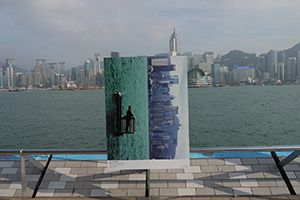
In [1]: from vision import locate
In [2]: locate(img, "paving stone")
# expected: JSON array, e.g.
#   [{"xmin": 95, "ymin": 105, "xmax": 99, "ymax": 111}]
[
  {"xmin": 269, "ymin": 186, "xmax": 290, "ymax": 195},
  {"xmin": 12, "ymin": 188, "xmax": 33, "ymax": 197},
  {"xmin": 186, "ymin": 180, "xmax": 204, "ymax": 188},
  {"xmin": 159, "ymin": 188, "xmax": 177, "ymax": 196},
  {"xmin": 48, "ymin": 161, "xmax": 65, "ymax": 168},
  {"xmin": 235, "ymin": 165, "xmax": 253, "ymax": 172},
  {"xmin": 211, "ymin": 172, "xmax": 229, "ymax": 180},
  {"xmin": 217, "ymin": 165, "xmax": 235, "ymax": 172},
  {"xmin": 83, "ymin": 181, "xmax": 101, "ymax": 188},
  {"xmin": 204, "ymin": 180, "xmax": 222, "ymax": 188},
  {"xmin": 0, "ymin": 162, "xmax": 14, "ymax": 167},
  {"xmin": 59, "ymin": 174, "xmax": 77, "ymax": 181},
  {"xmin": 25, "ymin": 174, "xmax": 39, "ymax": 181},
  {"xmin": 0, "ymin": 174, "xmax": 6, "ymax": 181},
  {"xmin": 150, "ymin": 180, "xmax": 168, "ymax": 188},
  {"xmin": 136, "ymin": 181, "xmax": 145, "ymax": 188},
  {"xmin": 246, "ymin": 172, "xmax": 264, "ymax": 179},
  {"xmin": 251, "ymin": 187, "xmax": 272, "ymax": 195},
  {"xmin": 268, "ymin": 164, "xmax": 279, "ymax": 172},
  {"xmin": 97, "ymin": 161, "xmax": 108, "ymax": 167},
  {"xmin": 1, "ymin": 168, "xmax": 18, "ymax": 174},
  {"xmin": 108, "ymin": 188, "xmax": 127, "ymax": 197},
  {"xmin": 222, "ymin": 180, "xmax": 241, "ymax": 187},
  {"xmin": 257, "ymin": 179, "xmax": 277, "ymax": 187},
  {"xmin": 48, "ymin": 181, "xmax": 66, "ymax": 189},
  {"xmin": 76, "ymin": 174, "xmax": 95, "ymax": 181},
  {"xmin": 286, "ymin": 172, "xmax": 297, "ymax": 179},
  {"xmin": 194, "ymin": 172, "xmax": 212, "ymax": 180},
  {"xmin": 215, "ymin": 188, "xmax": 234, "ymax": 196},
  {"xmin": 72, "ymin": 189, "xmax": 91, "ymax": 197},
  {"xmin": 291, "ymin": 180, "xmax": 300, "ymax": 186},
  {"xmin": 167, "ymin": 168, "xmax": 184, "ymax": 173},
  {"xmin": 12, "ymin": 161, "xmax": 29, "ymax": 168},
  {"xmin": 201, "ymin": 166, "xmax": 218, "ymax": 173},
  {"xmin": 65, "ymin": 161, "xmax": 82, "ymax": 167},
  {"xmin": 177, "ymin": 173, "xmax": 193, "ymax": 180},
  {"xmin": 252, "ymin": 165, "xmax": 270, "ymax": 172},
  {"xmin": 129, "ymin": 174, "xmax": 146, "ymax": 181},
  {"xmin": 101, "ymin": 181, "xmax": 119, "ymax": 188},
  {"xmin": 90, "ymin": 188, "xmax": 108, "ymax": 197},
  {"xmin": 225, "ymin": 158, "xmax": 242, "ymax": 165},
  {"xmin": 119, "ymin": 181, "xmax": 137, "ymax": 188},
  {"xmin": 184, "ymin": 166, "xmax": 201, "ymax": 173},
  {"xmin": 196, "ymin": 187, "xmax": 215, "ymax": 196},
  {"xmin": 233, "ymin": 188, "xmax": 252, "ymax": 196},
  {"xmin": 87, "ymin": 167, "xmax": 105, "ymax": 174},
  {"xmin": 36, "ymin": 189, "xmax": 55, "ymax": 197},
  {"xmin": 103, "ymin": 168, "xmax": 121, "ymax": 174},
  {"xmin": 94, "ymin": 174, "xmax": 112, "ymax": 181},
  {"xmin": 65, "ymin": 181, "xmax": 84, "ymax": 189},
  {"xmin": 295, "ymin": 171, "xmax": 300, "ymax": 178},
  {"xmin": 258, "ymin": 158, "xmax": 275, "ymax": 164},
  {"xmin": 178, "ymin": 188, "xmax": 196, "ymax": 196},
  {"xmin": 263, "ymin": 172, "xmax": 281, "ymax": 178},
  {"xmin": 81, "ymin": 161, "xmax": 98, "ymax": 167},
  {"xmin": 127, "ymin": 188, "xmax": 145, "ymax": 196},
  {"xmin": 150, "ymin": 173, "xmax": 159, "ymax": 180},
  {"xmin": 0, "ymin": 181, "xmax": 11, "ymax": 189},
  {"xmin": 239, "ymin": 180, "xmax": 259, "ymax": 187},
  {"xmin": 111, "ymin": 174, "xmax": 129, "ymax": 181},
  {"xmin": 228, "ymin": 172, "xmax": 247, "ymax": 179},
  {"xmin": 16, "ymin": 167, "xmax": 36, "ymax": 175},
  {"xmin": 241, "ymin": 158, "xmax": 259, "ymax": 165},
  {"xmin": 191, "ymin": 159, "xmax": 209, "ymax": 166},
  {"xmin": 151, "ymin": 169, "xmax": 167, "ymax": 173},
  {"xmin": 70, "ymin": 167, "xmax": 87, "ymax": 174},
  {"xmin": 53, "ymin": 189, "xmax": 73, "ymax": 197},
  {"xmin": 158, "ymin": 173, "xmax": 176, "ymax": 180},
  {"xmin": 150, "ymin": 188, "xmax": 159, "ymax": 196},
  {"xmin": 6, "ymin": 174, "xmax": 21, "ymax": 181},
  {"xmin": 168, "ymin": 180, "xmax": 186, "ymax": 188},
  {"xmin": 275, "ymin": 179, "xmax": 286, "ymax": 187},
  {"xmin": 8, "ymin": 181, "xmax": 21, "ymax": 189},
  {"xmin": 53, "ymin": 167, "xmax": 71, "ymax": 175},
  {"xmin": 208, "ymin": 159, "xmax": 225, "ymax": 165}
]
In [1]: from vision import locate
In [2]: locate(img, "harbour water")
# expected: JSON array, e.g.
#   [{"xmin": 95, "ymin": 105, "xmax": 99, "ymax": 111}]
[{"xmin": 0, "ymin": 85, "xmax": 300, "ymax": 149}]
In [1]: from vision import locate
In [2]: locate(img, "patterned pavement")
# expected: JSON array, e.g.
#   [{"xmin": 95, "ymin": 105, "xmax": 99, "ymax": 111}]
[{"xmin": 1, "ymin": 157, "xmax": 300, "ymax": 198}]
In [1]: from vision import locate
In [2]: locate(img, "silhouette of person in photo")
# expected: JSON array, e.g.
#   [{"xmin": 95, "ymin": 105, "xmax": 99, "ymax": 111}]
[{"xmin": 126, "ymin": 106, "xmax": 135, "ymax": 132}]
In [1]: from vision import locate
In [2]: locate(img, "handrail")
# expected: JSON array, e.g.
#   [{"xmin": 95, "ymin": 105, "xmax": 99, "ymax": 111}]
[{"xmin": 1, "ymin": 145, "xmax": 300, "ymax": 155}]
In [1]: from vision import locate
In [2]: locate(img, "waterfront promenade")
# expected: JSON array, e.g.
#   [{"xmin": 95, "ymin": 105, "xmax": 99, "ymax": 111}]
[{"xmin": 1, "ymin": 156, "xmax": 300, "ymax": 199}]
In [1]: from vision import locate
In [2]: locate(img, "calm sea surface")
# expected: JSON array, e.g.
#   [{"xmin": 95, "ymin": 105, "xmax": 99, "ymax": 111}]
[{"xmin": 0, "ymin": 85, "xmax": 300, "ymax": 149}]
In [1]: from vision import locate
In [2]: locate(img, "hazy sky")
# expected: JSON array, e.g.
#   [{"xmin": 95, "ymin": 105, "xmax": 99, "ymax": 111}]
[{"xmin": 1, "ymin": 0, "xmax": 300, "ymax": 69}]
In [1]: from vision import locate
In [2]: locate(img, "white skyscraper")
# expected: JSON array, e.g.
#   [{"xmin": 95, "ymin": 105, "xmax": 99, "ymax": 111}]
[
  {"xmin": 169, "ymin": 28, "xmax": 180, "ymax": 55},
  {"xmin": 94, "ymin": 54, "xmax": 100, "ymax": 76}
]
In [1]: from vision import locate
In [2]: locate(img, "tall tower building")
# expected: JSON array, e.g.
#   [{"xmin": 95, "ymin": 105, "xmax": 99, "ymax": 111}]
[
  {"xmin": 297, "ymin": 51, "xmax": 300, "ymax": 78},
  {"xmin": 169, "ymin": 28, "xmax": 180, "ymax": 55},
  {"xmin": 84, "ymin": 60, "xmax": 90, "ymax": 76},
  {"xmin": 267, "ymin": 50, "xmax": 277, "ymax": 79},
  {"xmin": 111, "ymin": 52, "xmax": 120, "ymax": 58},
  {"xmin": 7, "ymin": 64, "xmax": 14, "ymax": 88},
  {"xmin": 0, "ymin": 68, "xmax": 3, "ymax": 87},
  {"xmin": 59, "ymin": 61, "xmax": 65, "ymax": 76},
  {"xmin": 287, "ymin": 57, "xmax": 296, "ymax": 80},
  {"xmin": 71, "ymin": 67, "xmax": 77, "ymax": 81},
  {"xmin": 94, "ymin": 54, "xmax": 100, "ymax": 75}
]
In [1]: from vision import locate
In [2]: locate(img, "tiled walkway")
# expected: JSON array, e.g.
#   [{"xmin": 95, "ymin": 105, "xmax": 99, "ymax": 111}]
[{"xmin": 1, "ymin": 157, "xmax": 300, "ymax": 198}]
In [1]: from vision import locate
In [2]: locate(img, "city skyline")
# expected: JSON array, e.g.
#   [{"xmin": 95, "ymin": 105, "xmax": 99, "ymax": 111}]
[{"xmin": 1, "ymin": 0, "xmax": 300, "ymax": 69}]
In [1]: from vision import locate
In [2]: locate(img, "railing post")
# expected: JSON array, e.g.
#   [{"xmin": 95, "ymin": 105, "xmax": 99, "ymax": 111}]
[
  {"xmin": 20, "ymin": 149, "xmax": 27, "ymax": 200},
  {"xmin": 145, "ymin": 169, "xmax": 150, "ymax": 199}
]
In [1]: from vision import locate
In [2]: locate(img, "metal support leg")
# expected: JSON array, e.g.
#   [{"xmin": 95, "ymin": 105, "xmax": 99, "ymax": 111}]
[
  {"xmin": 20, "ymin": 150, "xmax": 27, "ymax": 200},
  {"xmin": 271, "ymin": 151, "xmax": 296, "ymax": 195},
  {"xmin": 145, "ymin": 169, "xmax": 150, "ymax": 199},
  {"xmin": 279, "ymin": 151, "xmax": 300, "ymax": 167}
]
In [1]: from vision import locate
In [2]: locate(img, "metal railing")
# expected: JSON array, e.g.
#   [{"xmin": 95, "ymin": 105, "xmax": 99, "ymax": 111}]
[{"xmin": 1, "ymin": 145, "xmax": 300, "ymax": 199}]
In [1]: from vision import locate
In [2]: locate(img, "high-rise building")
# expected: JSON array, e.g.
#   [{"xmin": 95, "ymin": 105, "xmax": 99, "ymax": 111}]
[
  {"xmin": 233, "ymin": 66, "xmax": 255, "ymax": 83},
  {"xmin": 287, "ymin": 57, "xmax": 296, "ymax": 80},
  {"xmin": 94, "ymin": 54, "xmax": 100, "ymax": 76},
  {"xmin": 0, "ymin": 68, "xmax": 3, "ymax": 87},
  {"xmin": 6, "ymin": 64, "xmax": 14, "ymax": 88},
  {"xmin": 169, "ymin": 28, "xmax": 180, "ymax": 55},
  {"xmin": 59, "ymin": 61, "xmax": 65, "ymax": 76},
  {"xmin": 50, "ymin": 66, "xmax": 55, "ymax": 87},
  {"xmin": 84, "ymin": 60, "xmax": 90, "ymax": 76},
  {"xmin": 71, "ymin": 67, "xmax": 77, "ymax": 81},
  {"xmin": 111, "ymin": 51, "xmax": 120, "ymax": 57},
  {"xmin": 36, "ymin": 59, "xmax": 46, "ymax": 84},
  {"xmin": 277, "ymin": 62, "xmax": 285, "ymax": 81},
  {"xmin": 267, "ymin": 50, "xmax": 277, "ymax": 79},
  {"xmin": 297, "ymin": 51, "xmax": 300, "ymax": 78},
  {"xmin": 213, "ymin": 62, "xmax": 221, "ymax": 83},
  {"xmin": 79, "ymin": 69, "xmax": 84, "ymax": 84}
]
